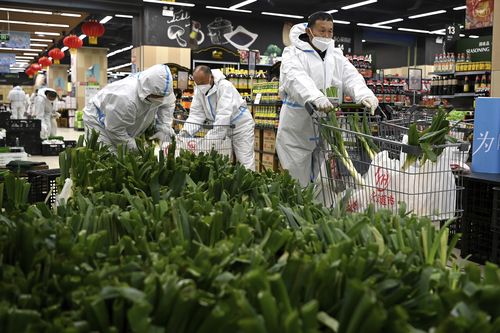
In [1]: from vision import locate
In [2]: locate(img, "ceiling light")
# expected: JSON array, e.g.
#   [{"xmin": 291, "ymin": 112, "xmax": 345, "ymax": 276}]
[
  {"xmin": 460, "ymin": 34, "xmax": 465, "ymax": 37},
  {"xmin": 61, "ymin": 46, "xmax": 69, "ymax": 52},
  {"xmin": 30, "ymin": 38, "xmax": 52, "ymax": 42},
  {"xmin": 327, "ymin": 9, "xmax": 339, "ymax": 14},
  {"xmin": 16, "ymin": 56, "xmax": 34, "ymax": 59},
  {"xmin": 99, "ymin": 16, "xmax": 113, "ymax": 24},
  {"xmin": 362, "ymin": 39, "xmax": 366, "ymax": 42},
  {"xmin": 205, "ymin": 6, "xmax": 252, "ymax": 13},
  {"xmin": 30, "ymin": 43, "xmax": 48, "ymax": 47},
  {"xmin": 0, "ymin": 47, "xmax": 43, "ymax": 52},
  {"xmin": 409, "ymin": 10, "xmax": 447, "ymax": 19},
  {"xmin": 108, "ymin": 62, "xmax": 132, "ymax": 71},
  {"xmin": 230, "ymin": 0, "xmax": 257, "ymax": 9},
  {"xmin": 115, "ymin": 14, "xmax": 134, "ymax": 18},
  {"xmin": 341, "ymin": 0, "xmax": 378, "ymax": 10},
  {"xmin": 453, "ymin": 6, "xmax": 466, "ymax": 10},
  {"xmin": 261, "ymin": 12, "xmax": 304, "ymax": 19},
  {"xmin": 61, "ymin": 13, "xmax": 82, "ymax": 17},
  {"xmin": 23, "ymin": 53, "xmax": 38, "ymax": 56},
  {"xmin": 107, "ymin": 45, "xmax": 134, "ymax": 57},
  {"xmin": 79, "ymin": 34, "xmax": 87, "ymax": 40},
  {"xmin": 35, "ymin": 31, "xmax": 59, "ymax": 36},
  {"xmin": 0, "ymin": 7, "xmax": 52, "ymax": 15},
  {"xmin": 333, "ymin": 19, "xmax": 350, "ymax": 24},
  {"xmin": 143, "ymin": 0, "xmax": 195, "ymax": 7},
  {"xmin": 373, "ymin": 18, "xmax": 403, "ymax": 25},
  {"xmin": 357, "ymin": 23, "xmax": 392, "ymax": 29},
  {"xmin": 398, "ymin": 27, "xmax": 430, "ymax": 33},
  {"xmin": 0, "ymin": 19, "xmax": 69, "ymax": 28},
  {"xmin": 469, "ymin": 35, "xmax": 479, "ymax": 38},
  {"xmin": 430, "ymin": 29, "xmax": 446, "ymax": 35}
]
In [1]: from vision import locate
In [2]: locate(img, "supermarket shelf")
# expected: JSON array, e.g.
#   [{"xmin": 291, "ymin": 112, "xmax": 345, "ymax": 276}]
[
  {"xmin": 454, "ymin": 93, "xmax": 477, "ymax": 97},
  {"xmin": 252, "ymin": 102, "xmax": 282, "ymax": 106},
  {"xmin": 429, "ymin": 71, "xmax": 455, "ymax": 76},
  {"xmin": 455, "ymin": 71, "xmax": 491, "ymax": 76},
  {"xmin": 427, "ymin": 95, "xmax": 455, "ymax": 99}
]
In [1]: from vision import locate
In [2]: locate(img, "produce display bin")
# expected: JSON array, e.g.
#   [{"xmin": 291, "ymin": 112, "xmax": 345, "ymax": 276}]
[
  {"xmin": 42, "ymin": 143, "xmax": 65, "ymax": 156},
  {"xmin": 27, "ymin": 168, "xmax": 60, "ymax": 207},
  {"xmin": 0, "ymin": 111, "xmax": 11, "ymax": 128},
  {"xmin": 64, "ymin": 140, "xmax": 77, "ymax": 149},
  {"xmin": 7, "ymin": 119, "xmax": 41, "ymax": 131}
]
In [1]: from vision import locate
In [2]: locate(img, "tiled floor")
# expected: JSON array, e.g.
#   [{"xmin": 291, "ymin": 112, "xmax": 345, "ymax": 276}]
[{"xmin": 26, "ymin": 127, "xmax": 85, "ymax": 169}]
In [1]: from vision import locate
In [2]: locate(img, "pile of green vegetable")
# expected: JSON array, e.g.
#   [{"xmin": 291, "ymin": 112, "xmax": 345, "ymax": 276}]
[{"xmin": 0, "ymin": 134, "xmax": 499, "ymax": 333}]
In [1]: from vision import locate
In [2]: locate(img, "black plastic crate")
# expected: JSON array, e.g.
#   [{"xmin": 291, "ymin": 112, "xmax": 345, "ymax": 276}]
[
  {"xmin": 64, "ymin": 140, "xmax": 77, "ymax": 149},
  {"xmin": 6, "ymin": 132, "xmax": 41, "ymax": 155},
  {"xmin": 42, "ymin": 143, "xmax": 65, "ymax": 156},
  {"xmin": 0, "ymin": 111, "xmax": 11, "ymax": 128},
  {"xmin": 27, "ymin": 169, "xmax": 60, "ymax": 207},
  {"xmin": 7, "ymin": 119, "xmax": 41, "ymax": 131},
  {"xmin": 491, "ymin": 187, "xmax": 500, "ymax": 233}
]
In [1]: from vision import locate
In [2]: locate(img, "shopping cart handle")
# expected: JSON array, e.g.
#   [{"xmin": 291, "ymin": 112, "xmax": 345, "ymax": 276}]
[{"xmin": 305, "ymin": 101, "xmax": 317, "ymax": 115}]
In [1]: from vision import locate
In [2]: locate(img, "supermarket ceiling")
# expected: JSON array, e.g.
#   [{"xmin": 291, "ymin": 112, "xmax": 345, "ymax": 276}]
[{"xmin": 0, "ymin": 0, "xmax": 483, "ymax": 74}]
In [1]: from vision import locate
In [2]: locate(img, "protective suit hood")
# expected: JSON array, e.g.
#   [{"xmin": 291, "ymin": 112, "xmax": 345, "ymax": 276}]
[
  {"xmin": 289, "ymin": 23, "xmax": 336, "ymax": 53},
  {"xmin": 37, "ymin": 87, "xmax": 56, "ymax": 98},
  {"xmin": 136, "ymin": 64, "xmax": 173, "ymax": 101},
  {"xmin": 211, "ymin": 69, "xmax": 225, "ymax": 84}
]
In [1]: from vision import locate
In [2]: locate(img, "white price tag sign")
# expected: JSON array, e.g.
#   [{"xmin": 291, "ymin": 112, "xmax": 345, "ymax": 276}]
[{"xmin": 254, "ymin": 93, "xmax": 262, "ymax": 105}]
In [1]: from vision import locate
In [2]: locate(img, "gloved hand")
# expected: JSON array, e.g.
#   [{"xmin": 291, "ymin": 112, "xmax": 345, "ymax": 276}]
[
  {"xmin": 313, "ymin": 96, "xmax": 334, "ymax": 112},
  {"xmin": 149, "ymin": 128, "xmax": 175, "ymax": 145},
  {"xmin": 361, "ymin": 96, "xmax": 379, "ymax": 115},
  {"xmin": 51, "ymin": 112, "xmax": 61, "ymax": 119}
]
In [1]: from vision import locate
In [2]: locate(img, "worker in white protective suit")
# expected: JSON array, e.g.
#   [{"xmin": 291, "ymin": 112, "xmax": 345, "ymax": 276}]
[
  {"xmin": 180, "ymin": 65, "xmax": 255, "ymax": 170},
  {"xmin": 83, "ymin": 64, "xmax": 176, "ymax": 151},
  {"xmin": 7, "ymin": 85, "xmax": 28, "ymax": 119},
  {"xmin": 33, "ymin": 88, "xmax": 58, "ymax": 139},
  {"xmin": 277, "ymin": 12, "xmax": 378, "ymax": 187}
]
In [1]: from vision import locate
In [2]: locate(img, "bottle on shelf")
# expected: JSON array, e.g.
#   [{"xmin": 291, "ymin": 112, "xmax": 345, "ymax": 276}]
[
  {"xmin": 480, "ymin": 74, "xmax": 487, "ymax": 90},
  {"xmin": 451, "ymin": 75, "xmax": 457, "ymax": 95},
  {"xmin": 434, "ymin": 54, "xmax": 439, "ymax": 73},
  {"xmin": 463, "ymin": 76, "xmax": 470, "ymax": 93},
  {"xmin": 450, "ymin": 53, "xmax": 456, "ymax": 72},
  {"xmin": 474, "ymin": 75, "xmax": 481, "ymax": 93},
  {"xmin": 466, "ymin": 52, "xmax": 471, "ymax": 63}
]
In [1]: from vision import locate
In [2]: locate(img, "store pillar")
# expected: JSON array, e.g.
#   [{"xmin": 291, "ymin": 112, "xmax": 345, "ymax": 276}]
[
  {"xmin": 131, "ymin": 3, "xmax": 192, "ymax": 72},
  {"xmin": 491, "ymin": 0, "xmax": 500, "ymax": 97},
  {"xmin": 70, "ymin": 47, "xmax": 107, "ymax": 110},
  {"xmin": 46, "ymin": 64, "xmax": 69, "ymax": 97}
]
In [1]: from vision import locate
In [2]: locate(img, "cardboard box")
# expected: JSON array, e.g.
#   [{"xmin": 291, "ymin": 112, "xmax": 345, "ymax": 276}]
[
  {"xmin": 254, "ymin": 128, "xmax": 262, "ymax": 151},
  {"xmin": 261, "ymin": 152, "xmax": 278, "ymax": 171},
  {"xmin": 254, "ymin": 152, "xmax": 261, "ymax": 172},
  {"xmin": 262, "ymin": 129, "xmax": 276, "ymax": 153}
]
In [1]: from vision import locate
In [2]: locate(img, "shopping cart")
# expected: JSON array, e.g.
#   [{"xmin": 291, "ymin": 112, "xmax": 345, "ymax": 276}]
[
  {"xmin": 171, "ymin": 119, "xmax": 235, "ymax": 159},
  {"xmin": 306, "ymin": 102, "xmax": 470, "ymax": 221}
]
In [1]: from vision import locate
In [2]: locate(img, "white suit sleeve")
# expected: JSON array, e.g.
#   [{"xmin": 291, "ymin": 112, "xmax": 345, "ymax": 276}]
[
  {"xmin": 206, "ymin": 82, "xmax": 234, "ymax": 139},
  {"xmin": 104, "ymin": 103, "xmax": 138, "ymax": 150},
  {"xmin": 341, "ymin": 57, "xmax": 376, "ymax": 103},
  {"xmin": 280, "ymin": 47, "xmax": 324, "ymax": 106},
  {"xmin": 34, "ymin": 96, "xmax": 45, "ymax": 119},
  {"xmin": 156, "ymin": 94, "xmax": 175, "ymax": 133},
  {"xmin": 7, "ymin": 91, "xmax": 13, "ymax": 103},
  {"xmin": 183, "ymin": 92, "xmax": 206, "ymax": 136}
]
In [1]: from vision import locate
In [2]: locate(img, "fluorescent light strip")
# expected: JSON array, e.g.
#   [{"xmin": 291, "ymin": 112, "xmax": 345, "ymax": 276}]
[
  {"xmin": 35, "ymin": 31, "xmax": 60, "ymax": 36},
  {"xmin": 409, "ymin": 10, "xmax": 446, "ymax": 19},
  {"xmin": 342, "ymin": 0, "xmax": 377, "ymax": 10},
  {"xmin": 30, "ymin": 38, "xmax": 52, "ymax": 42},
  {"xmin": 79, "ymin": 34, "xmax": 87, "ymax": 40},
  {"xmin": 61, "ymin": 46, "xmax": 69, "ymax": 52},
  {"xmin": 333, "ymin": 19, "xmax": 350, "ymax": 25},
  {"xmin": 99, "ymin": 16, "xmax": 113, "ymax": 24},
  {"xmin": 0, "ymin": 47, "xmax": 43, "ymax": 52},
  {"xmin": 205, "ymin": 6, "xmax": 251, "ymax": 13},
  {"xmin": 230, "ymin": 0, "xmax": 257, "ymax": 9},
  {"xmin": 143, "ymin": 0, "xmax": 195, "ymax": 7},
  {"xmin": 30, "ymin": 43, "xmax": 48, "ymax": 47},
  {"xmin": 357, "ymin": 23, "xmax": 392, "ymax": 29},
  {"xmin": 398, "ymin": 27, "xmax": 430, "ymax": 33},
  {"xmin": 16, "ymin": 56, "xmax": 34, "ymax": 59},
  {"xmin": 261, "ymin": 11, "xmax": 304, "ymax": 19},
  {"xmin": 61, "ymin": 13, "xmax": 82, "ymax": 17},
  {"xmin": 453, "ymin": 6, "xmax": 466, "ymax": 10},
  {"xmin": 0, "ymin": 19, "xmax": 69, "ymax": 28},
  {"xmin": 107, "ymin": 45, "xmax": 134, "ymax": 57},
  {"xmin": 469, "ymin": 35, "xmax": 479, "ymax": 38},
  {"xmin": 115, "ymin": 14, "xmax": 134, "ymax": 18},
  {"xmin": 108, "ymin": 62, "xmax": 132, "ymax": 71},
  {"xmin": 460, "ymin": 34, "xmax": 465, "ymax": 37},
  {"xmin": 327, "ymin": 9, "xmax": 339, "ymax": 14},
  {"xmin": 0, "ymin": 7, "xmax": 52, "ymax": 15},
  {"xmin": 373, "ymin": 18, "xmax": 403, "ymax": 25},
  {"xmin": 23, "ymin": 53, "xmax": 39, "ymax": 56},
  {"xmin": 362, "ymin": 39, "xmax": 366, "ymax": 42}
]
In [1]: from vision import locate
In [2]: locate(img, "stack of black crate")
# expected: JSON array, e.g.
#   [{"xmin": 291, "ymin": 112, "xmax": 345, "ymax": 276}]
[{"xmin": 5, "ymin": 118, "xmax": 42, "ymax": 155}]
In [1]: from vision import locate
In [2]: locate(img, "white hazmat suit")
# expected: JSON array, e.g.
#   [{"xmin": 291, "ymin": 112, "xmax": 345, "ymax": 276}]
[
  {"xmin": 33, "ymin": 88, "xmax": 57, "ymax": 139},
  {"xmin": 276, "ymin": 23, "xmax": 377, "ymax": 187},
  {"xmin": 8, "ymin": 86, "xmax": 28, "ymax": 119},
  {"xmin": 83, "ymin": 64, "xmax": 176, "ymax": 151},
  {"xmin": 183, "ymin": 69, "xmax": 255, "ymax": 170}
]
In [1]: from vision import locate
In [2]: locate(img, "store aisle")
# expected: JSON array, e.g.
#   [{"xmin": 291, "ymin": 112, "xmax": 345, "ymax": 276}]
[{"xmin": 26, "ymin": 128, "xmax": 85, "ymax": 169}]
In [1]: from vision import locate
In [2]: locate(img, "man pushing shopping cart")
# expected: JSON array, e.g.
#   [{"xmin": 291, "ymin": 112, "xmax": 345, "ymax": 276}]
[{"xmin": 178, "ymin": 65, "xmax": 255, "ymax": 170}]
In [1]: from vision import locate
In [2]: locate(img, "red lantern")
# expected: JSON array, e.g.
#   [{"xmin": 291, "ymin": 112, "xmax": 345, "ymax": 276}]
[
  {"xmin": 25, "ymin": 66, "xmax": 35, "ymax": 78},
  {"xmin": 63, "ymin": 34, "xmax": 83, "ymax": 54},
  {"xmin": 48, "ymin": 48, "xmax": 64, "ymax": 64},
  {"xmin": 31, "ymin": 63, "xmax": 42, "ymax": 73},
  {"xmin": 38, "ymin": 56, "xmax": 52, "ymax": 69},
  {"xmin": 81, "ymin": 20, "xmax": 105, "ymax": 45}
]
